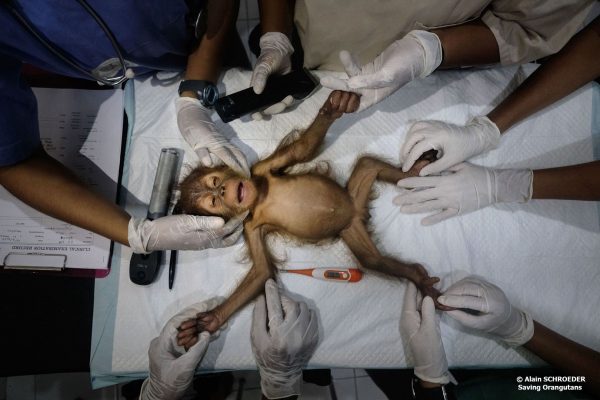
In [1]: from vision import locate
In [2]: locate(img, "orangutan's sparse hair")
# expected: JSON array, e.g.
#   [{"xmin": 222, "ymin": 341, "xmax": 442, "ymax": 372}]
[{"xmin": 176, "ymin": 165, "xmax": 234, "ymax": 217}]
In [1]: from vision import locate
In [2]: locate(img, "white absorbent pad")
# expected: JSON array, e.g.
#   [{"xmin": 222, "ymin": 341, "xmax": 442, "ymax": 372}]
[{"xmin": 91, "ymin": 65, "xmax": 600, "ymax": 385}]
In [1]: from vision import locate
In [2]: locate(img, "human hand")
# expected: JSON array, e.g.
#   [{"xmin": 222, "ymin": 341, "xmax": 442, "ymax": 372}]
[
  {"xmin": 251, "ymin": 32, "xmax": 294, "ymax": 94},
  {"xmin": 251, "ymin": 279, "xmax": 319, "ymax": 399},
  {"xmin": 140, "ymin": 301, "xmax": 216, "ymax": 400},
  {"xmin": 438, "ymin": 276, "xmax": 534, "ymax": 346},
  {"xmin": 400, "ymin": 117, "xmax": 501, "ymax": 176},
  {"xmin": 320, "ymin": 30, "xmax": 442, "ymax": 111},
  {"xmin": 176, "ymin": 97, "xmax": 250, "ymax": 177},
  {"xmin": 250, "ymin": 32, "xmax": 295, "ymax": 120},
  {"xmin": 401, "ymin": 282, "xmax": 452, "ymax": 385},
  {"xmin": 128, "ymin": 211, "xmax": 248, "ymax": 253},
  {"xmin": 394, "ymin": 163, "xmax": 532, "ymax": 225}
]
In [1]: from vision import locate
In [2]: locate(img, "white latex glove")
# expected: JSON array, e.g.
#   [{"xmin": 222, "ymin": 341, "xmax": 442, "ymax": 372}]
[
  {"xmin": 140, "ymin": 299, "xmax": 220, "ymax": 400},
  {"xmin": 251, "ymin": 95, "xmax": 294, "ymax": 121},
  {"xmin": 176, "ymin": 97, "xmax": 250, "ymax": 177},
  {"xmin": 400, "ymin": 117, "xmax": 501, "ymax": 176},
  {"xmin": 438, "ymin": 276, "xmax": 534, "ymax": 347},
  {"xmin": 394, "ymin": 163, "xmax": 532, "ymax": 225},
  {"xmin": 251, "ymin": 279, "xmax": 319, "ymax": 399},
  {"xmin": 128, "ymin": 212, "xmax": 247, "ymax": 254},
  {"xmin": 320, "ymin": 30, "xmax": 442, "ymax": 111},
  {"xmin": 251, "ymin": 32, "xmax": 294, "ymax": 95},
  {"xmin": 401, "ymin": 282, "xmax": 452, "ymax": 385}
]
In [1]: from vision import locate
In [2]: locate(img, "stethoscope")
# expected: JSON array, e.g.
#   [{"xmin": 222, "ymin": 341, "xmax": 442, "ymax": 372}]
[{"xmin": 2, "ymin": 0, "xmax": 132, "ymax": 86}]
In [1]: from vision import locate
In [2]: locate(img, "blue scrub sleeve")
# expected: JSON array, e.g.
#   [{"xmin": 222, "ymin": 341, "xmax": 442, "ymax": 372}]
[{"xmin": 0, "ymin": 56, "xmax": 41, "ymax": 166}]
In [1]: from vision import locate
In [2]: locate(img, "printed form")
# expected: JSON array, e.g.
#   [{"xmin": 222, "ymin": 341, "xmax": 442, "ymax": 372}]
[{"xmin": 0, "ymin": 88, "xmax": 124, "ymax": 270}]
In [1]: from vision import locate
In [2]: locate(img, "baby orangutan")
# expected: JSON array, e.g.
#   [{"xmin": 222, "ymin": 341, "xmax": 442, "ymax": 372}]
[{"xmin": 176, "ymin": 91, "xmax": 441, "ymax": 348}]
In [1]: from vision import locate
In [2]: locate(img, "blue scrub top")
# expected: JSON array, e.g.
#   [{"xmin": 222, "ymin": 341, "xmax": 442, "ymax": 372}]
[{"xmin": 0, "ymin": 0, "xmax": 196, "ymax": 166}]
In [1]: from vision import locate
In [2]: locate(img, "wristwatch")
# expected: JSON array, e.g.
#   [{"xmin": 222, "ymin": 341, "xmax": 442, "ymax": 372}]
[
  {"xmin": 178, "ymin": 80, "xmax": 219, "ymax": 107},
  {"xmin": 411, "ymin": 377, "xmax": 456, "ymax": 400}
]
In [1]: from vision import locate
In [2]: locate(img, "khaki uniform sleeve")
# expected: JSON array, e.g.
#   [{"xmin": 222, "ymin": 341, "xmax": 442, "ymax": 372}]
[{"xmin": 482, "ymin": 0, "xmax": 596, "ymax": 65}]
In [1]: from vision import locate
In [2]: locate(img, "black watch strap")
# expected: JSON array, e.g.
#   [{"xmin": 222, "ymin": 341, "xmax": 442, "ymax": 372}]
[
  {"xmin": 178, "ymin": 80, "xmax": 219, "ymax": 107},
  {"xmin": 411, "ymin": 377, "xmax": 456, "ymax": 400}
]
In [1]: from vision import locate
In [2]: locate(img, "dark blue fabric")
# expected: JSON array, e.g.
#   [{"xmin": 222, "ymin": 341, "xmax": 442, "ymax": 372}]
[
  {"xmin": 0, "ymin": 0, "xmax": 196, "ymax": 166},
  {"xmin": 0, "ymin": 56, "xmax": 40, "ymax": 166}
]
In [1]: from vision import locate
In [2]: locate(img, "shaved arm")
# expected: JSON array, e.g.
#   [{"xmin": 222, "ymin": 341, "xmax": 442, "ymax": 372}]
[
  {"xmin": 206, "ymin": 220, "xmax": 275, "ymax": 330},
  {"xmin": 253, "ymin": 91, "xmax": 359, "ymax": 175}
]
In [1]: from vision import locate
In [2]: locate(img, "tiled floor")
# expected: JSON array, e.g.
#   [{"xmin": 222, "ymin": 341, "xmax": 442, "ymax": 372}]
[{"xmin": 2, "ymin": 370, "xmax": 388, "ymax": 400}]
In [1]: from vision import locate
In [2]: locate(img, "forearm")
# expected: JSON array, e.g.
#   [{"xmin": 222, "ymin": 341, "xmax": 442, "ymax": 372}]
[
  {"xmin": 0, "ymin": 149, "xmax": 130, "ymax": 245},
  {"xmin": 488, "ymin": 17, "xmax": 600, "ymax": 133},
  {"xmin": 216, "ymin": 226, "xmax": 273, "ymax": 321},
  {"xmin": 434, "ymin": 20, "xmax": 500, "ymax": 69},
  {"xmin": 259, "ymin": 0, "xmax": 294, "ymax": 36},
  {"xmin": 183, "ymin": 0, "xmax": 238, "ymax": 89},
  {"xmin": 531, "ymin": 161, "xmax": 600, "ymax": 201},
  {"xmin": 524, "ymin": 321, "xmax": 600, "ymax": 395}
]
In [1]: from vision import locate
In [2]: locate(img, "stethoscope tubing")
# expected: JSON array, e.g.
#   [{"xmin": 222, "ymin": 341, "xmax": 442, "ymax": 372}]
[{"xmin": 3, "ymin": 0, "xmax": 129, "ymax": 86}]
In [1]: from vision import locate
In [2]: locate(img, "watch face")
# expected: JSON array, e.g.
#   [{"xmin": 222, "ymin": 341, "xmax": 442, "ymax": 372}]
[{"xmin": 202, "ymin": 85, "xmax": 219, "ymax": 107}]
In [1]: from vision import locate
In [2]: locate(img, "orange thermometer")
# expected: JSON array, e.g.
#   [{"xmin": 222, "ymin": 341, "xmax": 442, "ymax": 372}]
[{"xmin": 282, "ymin": 268, "xmax": 362, "ymax": 282}]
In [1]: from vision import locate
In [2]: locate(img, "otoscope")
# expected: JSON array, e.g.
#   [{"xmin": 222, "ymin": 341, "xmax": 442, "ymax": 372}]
[{"xmin": 129, "ymin": 148, "xmax": 180, "ymax": 285}]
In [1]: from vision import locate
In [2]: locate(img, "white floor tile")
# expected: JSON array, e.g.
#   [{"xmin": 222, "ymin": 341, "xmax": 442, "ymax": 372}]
[
  {"xmin": 354, "ymin": 369, "xmax": 368, "ymax": 378},
  {"xmin": 331, "ymin": 369, "xmax": 355, "ymax": 380},
  {"xmin": 238, "ymin": 0, "xmax": 248, "ymax": 20},
  {"xmin": 240, "ymin": 388, "xmax": 263, "ymax": 400},
  {"xmin": 30, "ymin": 373, "xmax": 116, "ymax": 400},
  {"xmin": 0, "ymin": 377, "xmax": 7, "ymax": 400},
  {"xmin": 232, "ymin": 370, "xmax": 261, "ymax": 391},
  {"xmin": 300, "ymin": 381, "xmax": 332, "ymax": 400},
  {"xmin": 355, "ymin": 376, "xmax": 387, "ymax": 400},
  {"xmin": 6, "ymin": 375, "xmax": 34, "ymax": 400},
  {"xmin": 333, "ymin": 378, "xmax": 357, "ymax": 400},
  {"xmin": 246, "ymin": 0, "xmax": 260, "ymax": 19}
]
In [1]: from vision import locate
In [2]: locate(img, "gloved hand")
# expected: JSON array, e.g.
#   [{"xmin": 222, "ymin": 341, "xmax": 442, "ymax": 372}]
[
  {"xmin": 438, "ymin": 276, "xmax": 534, "ymax": 346},
  {"xmin": 320, "ymin": 30, "xmax": 442, "ymax": 111},
  {"xmin": 176, "ymin": 97, "xmax": 250, "ymax": 177},
  {"xmin": 401, "ymin": 282, "xmax": 452, "ymax": 385},
  {"xmin": 250, "ymin": 32, "xmax": 295, "ymax": 120},
  {"xmin": 400, "ymin": 117, "xmax": 501, "ymax": 176},
  {"xmin": 251, "ymin": 32, "xmax": 294, "ymax": 95},
  {"xmin": 128, "ymin": 211, "xmax": 248, "ymax": 254},
  {"xmin": 394, "ymin": 163, "xmax": 532, "ymax": 225},
  {"xmin": 251, "ymin": 279, "xmax": 319, "ymax": 399},
  {"xmin": 140, "ymin": 299, "xmax": 219, "ymax": 400}
]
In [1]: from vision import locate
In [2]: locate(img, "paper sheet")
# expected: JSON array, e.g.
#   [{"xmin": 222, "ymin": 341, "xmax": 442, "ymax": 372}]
[{"xmin": 0, "ymin": 88, "xmax": 123, "ymax": 270}]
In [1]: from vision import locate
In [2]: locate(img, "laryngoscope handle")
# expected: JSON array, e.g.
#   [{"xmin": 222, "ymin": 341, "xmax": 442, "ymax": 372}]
[{"xmin": 148, "ymin": 148, "xmax": 179, "ymax": 220}]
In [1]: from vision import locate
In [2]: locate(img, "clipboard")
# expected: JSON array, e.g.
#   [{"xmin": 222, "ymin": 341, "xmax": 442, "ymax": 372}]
[{"xmin": 0, "ymin": 75, "xmax": 127, "ymax": 279}]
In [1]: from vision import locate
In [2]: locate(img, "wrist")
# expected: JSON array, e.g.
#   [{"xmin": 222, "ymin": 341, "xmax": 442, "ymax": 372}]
[
  {"xmin": 259, "ymin": 32, "xmax": 294, "ymax": 55},
  {"xmin": 493, "ymin": 168, "xmax": 533, "ymax": 203},
  {"xmin": 469, "ymin": 116, "xmax": 501, "ymax": 152},
  {"xmin": 406, "ymin": 30, "xmax": 443, "ymax": 78},
  {"xmin": 140, "ymin": 377, "xmax": 182, "ymax": 400},
  {"xmin": 260, "ymin": 369, "xmax": 302, "ymax": 400},
  {"xmin": 180, "ymin": 90, "xmax": 198, "ymax": 99},
  {"xmin": 412, "ymin": 376, "xmax": 456, "ymax": 400},
  {"xmin": 502, "ymin": 309, "xmax": 535, "ymax": 347},
  {"xmin": 128, "ymin": 217, "xmax": 150, "ymax": 254}
]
